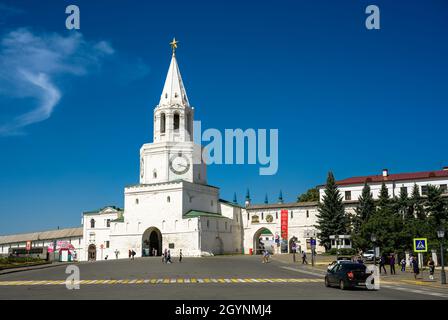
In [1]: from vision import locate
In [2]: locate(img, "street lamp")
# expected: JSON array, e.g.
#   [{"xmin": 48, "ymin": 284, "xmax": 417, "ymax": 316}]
[
  {"xmin": 371, "ymin": 234, "xmax": 377, "ymax": 267},
  {"xmin": 437, "ymin": 226, "xmax": 446, "ymax": 285}
]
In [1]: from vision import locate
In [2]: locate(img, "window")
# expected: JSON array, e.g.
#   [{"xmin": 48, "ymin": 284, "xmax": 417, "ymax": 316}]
[
  {"xmin": 160, "ymin": 113, "xmax": 166, "ymax": 133},
  {"xmin": 207, "ymin": 220, "xmax": 210, "ymax": 229},
  {"xmin": 211, "ymin": 200, "xmax": 214, "ymax": 207},
  {"xmin": 345, "ymin": 191, "xmax": 351, "ymax": 201},
  {"xmin": 290, "ymin": 211, "xmax": 293, "ymax": 219},
  {"xmin": 247, "ymin": 213, "xmax": 250, "ymax": 221},
  {"xmin": 173, "ymin": 113, "xmax": 180, "ymax": 131},
  {"xmin": 261, "ymin": 212, "xmax": 264, "ymax": 220},
  {"xmin": 421, "ymin": 185, "xmax": 429, "ymax": 196},
  {"xmin": 275, "ymin": 212, "xmax": 278, "ymax": 219},
  {"xmin": 153, "ymin": 171, "xmax": 157, "ymax": 179},
  {"xmin": 186, "ymin": 113, "xmax": 192, "ymax": 136},
  {"xmin": 400, "ymin": 186, "xmax": 407, "ymax": 195},
  {"xmin": 135, "ymin": 198, "xmax": 139, "ymax": 205},
  {"xmin": 440, "ymin": 184, "xmax": 447, "ymax": 194},
  {"xmin": 106, "ymin": 241, "xmax": 110, "ymax": 248},
  {"xmin": 167, "ymin": 196, "xmax": 171, "ymax": 203},
  {"xmin": 90, "ymin": 219, "xmax": 95, "ymax": 228},
  {"xmin": 106, "ymin": 219, "xmax": 111, "ymax": 228},
  {"xmin": 306, "ymin": 210, "xmax": 309, "ymax": 218}
]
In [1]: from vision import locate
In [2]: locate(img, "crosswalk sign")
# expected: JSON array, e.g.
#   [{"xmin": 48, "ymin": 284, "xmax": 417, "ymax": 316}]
[{"xmin": 413, "ymin": 238, "xmax": 428, "ymax": 252}]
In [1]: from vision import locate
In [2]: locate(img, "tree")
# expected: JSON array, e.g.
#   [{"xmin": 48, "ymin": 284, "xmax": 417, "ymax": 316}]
[
  {"xmin": 377, "ymin": 182, "xmax": 391, "ymax": 209},
  {"xmin": 316, "ymin": 172, "xmax": 349, "ymax": 251},
  {"xmin": 351, "ymin": 183, "xmax": 375, "ymax": 250},
  {"xmin": 396, "ymin": 186, "xmax": 412, "ymax": 220},
  {"xmin": 425, "ymin": 185, "xmax": 448, "ymax": 228},
  {"xmin": 410, "ymin": 183, "xmax": 425, "ymax": 220},
  {"xmin": 297, "ymin": 188, "xmax": 319, "ymax": 202}
]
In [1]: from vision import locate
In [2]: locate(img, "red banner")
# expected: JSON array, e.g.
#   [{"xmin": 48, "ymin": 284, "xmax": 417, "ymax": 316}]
[{"xmin": 280, "ymin": 210, "xmax": 288, "ymax": 240}]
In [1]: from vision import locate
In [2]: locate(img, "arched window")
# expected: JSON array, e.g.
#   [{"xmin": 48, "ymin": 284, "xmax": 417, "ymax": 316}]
[
  {"xmin": 173, "ymin": 112, "xmax": 180, "ymax": 131},
  {"xmin": 167, "ymin": 196, "xmax": 171, "ymax": 203},
  {"xmin": 160, "ymin": 113, "xmax": 166, "ymax": 133},
  {"xmin": 90, "ymin": 219, "xmax": 95, "ymax": 228},
  {"xmin": 153, "ymin": 170, "xmax": 157, "ymax": 179}
]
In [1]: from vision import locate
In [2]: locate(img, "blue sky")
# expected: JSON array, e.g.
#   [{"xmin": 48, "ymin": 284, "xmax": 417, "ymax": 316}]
[{"xmin": 0, "ymin": 0, "xmax": 447, "ymax": 234}]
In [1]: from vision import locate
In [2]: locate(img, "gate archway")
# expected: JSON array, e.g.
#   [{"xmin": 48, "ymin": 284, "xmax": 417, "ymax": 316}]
[
  {"xmin": 88, "ymin": 244, "xmax": 96, "ymax": 261},
  {"xmin": 142, "ymin": 227, "xmax": 162, "ymax": 256},
  {"xmin": 253, "ymin": 227, "xmax": 274, "ymax": 255}
]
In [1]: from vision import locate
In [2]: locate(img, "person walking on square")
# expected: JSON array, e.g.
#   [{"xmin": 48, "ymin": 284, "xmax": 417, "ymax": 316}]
[
  {"xmin": 128, "ymin": 249, "xmax": 131, "ymax": 260},
  {"xmin": 301, "ymin": 251, "xmax": 308, "ymax": 264},
  {"xmin": 167, "ymin": 250, "xmax": 172, "ymax": 264},
  {"xmin": 389, "ymin": 254, "xmax": 396, "ymax": 275},
  {"xmin": 400, "ymin": 257, "xmax": 406, "ymax": 272},
  {"xmin": 162, "ymin": 249, "xmax": 167, "ymax": 263},
  {"xmin": 412, "ymin": 257, "xmax": 420, "ymax": 280},
  {"xmin": 428, "ymin": 257, "xmax": 435, "ymax": 280},
  {"xmin": 131, "ymin": 249, "xmax": 136, "ymax": 260},
  {"xmin": 379, "ymin": 255, "xmax": 387, "ymax": 274},
  {"xmin": 179, "ymin": 249, "xmax": 183, "ymax": 263}
]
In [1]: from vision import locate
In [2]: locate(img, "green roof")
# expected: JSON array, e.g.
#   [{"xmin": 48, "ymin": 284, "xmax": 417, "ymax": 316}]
[{"xmin": 183, "ymin": 210, "xmax": 224, "ymax": 218}]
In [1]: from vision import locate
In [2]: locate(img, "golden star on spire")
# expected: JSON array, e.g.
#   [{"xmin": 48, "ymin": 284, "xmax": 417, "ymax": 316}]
[{"xmin": 170, "ymin": 37, "xmax": 179, "ymax": 55}]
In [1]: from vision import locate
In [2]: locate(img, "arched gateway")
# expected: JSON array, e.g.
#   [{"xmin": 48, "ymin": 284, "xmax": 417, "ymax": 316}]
[
  {"xmin": 253, "ymin": 227, "xmax": 274, "ymax": 255},
  {"xmin": 142, "ymin": 227, "xmax": 162, "ymax": 256},
  {"xmin": 88, "ymin": 244, "xmax": 96, "ymax": 261}
]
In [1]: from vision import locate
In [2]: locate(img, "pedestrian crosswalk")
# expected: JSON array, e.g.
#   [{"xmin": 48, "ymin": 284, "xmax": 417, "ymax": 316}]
[{"xmin": 0, "ymin": 278, "xmax": 322, "ymax": 286}]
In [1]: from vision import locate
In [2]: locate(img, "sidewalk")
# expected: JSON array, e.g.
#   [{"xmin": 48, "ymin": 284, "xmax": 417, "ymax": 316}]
[
  {"xmin": 271, "ymin": 253, "xmax": 448, "ymax": 290},
  {"xmin": 0, "ymin": 261, "xmax": 73, "ymax": 275}
]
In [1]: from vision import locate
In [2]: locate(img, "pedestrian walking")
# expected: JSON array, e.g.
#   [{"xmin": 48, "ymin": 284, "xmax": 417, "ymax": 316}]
[
  {"xmin": 389, "ymin": 254, "xmax": 396, "ymax": 275},
  {"xmin": 179, "ymin": 249, "xmax": 183, "ymax": 263},
  {"xmin": 428, "ymin": 257, "xmax": 435, "ymax": 280},
  {"xmin": 114, "ymin": 249, "xmax": 119, "ymax": 259},
  {"xmin": 167, "ymin": 250, "xmax": 172, "ymax": 264},
  {"xmin": 131, "ymin": 250, "xmax": 136, "ymax": 260},
  {"xmin": 412, "ymin": 257, "xmax": 420, "ymax": 280},
  {"xmin": 379, "ymin": 255, "xmax": 387, "ymax": 274},
  {"xmin": 301, "ymin": 251, "xmax": 308, "ymax": 264},
  {"xmin": 152, "ymin": 248, "xmax": 155, "ymax": 256},
  {"xmin": 162, "ymin": 248, "xmax": 167, "ymax": 263},
  {"xmin": 400, "ymin": 258, "xmax": 406, "ymax": 272},
  {"xmin": 128, "ymin": 249, "xmax": 131, "ymax": 259}
]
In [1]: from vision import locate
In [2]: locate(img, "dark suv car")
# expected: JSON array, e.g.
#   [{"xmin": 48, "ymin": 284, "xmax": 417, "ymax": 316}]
[{"xmin": 325, "ymin": 262, "xmax": 371, "ymax": 290}]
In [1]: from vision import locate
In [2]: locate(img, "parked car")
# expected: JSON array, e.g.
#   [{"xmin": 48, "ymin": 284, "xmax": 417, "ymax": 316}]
[
  {"xmin": 362, "ymin": 250, "xmax": 375, "ymax": 261},
  {"xmin": 327, "ymin": 256, "xmax": 352, "ymax": 270},
  {"xmin": 325, "ymin": 262, "xmax": 371, "ymax": 290}
]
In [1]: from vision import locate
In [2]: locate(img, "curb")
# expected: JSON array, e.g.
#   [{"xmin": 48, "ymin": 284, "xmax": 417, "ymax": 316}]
[{"xmin": 0, "ymin": 262, "xmax": 73, "ymax": 276}]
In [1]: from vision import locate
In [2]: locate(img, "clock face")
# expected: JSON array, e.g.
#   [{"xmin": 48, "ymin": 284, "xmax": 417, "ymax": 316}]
[{"xmin": 169, "ymin": 152, "xmax": 190, "ymax": 175}]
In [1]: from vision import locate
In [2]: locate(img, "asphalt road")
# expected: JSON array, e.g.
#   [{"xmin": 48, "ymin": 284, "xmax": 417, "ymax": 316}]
[{"xmin": 0, "ymin": 255, "xmax": 446, "ymax": 300}]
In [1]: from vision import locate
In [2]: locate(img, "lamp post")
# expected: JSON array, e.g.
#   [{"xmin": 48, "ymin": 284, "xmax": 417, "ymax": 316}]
[
  {"xmin": 437, "ymin": 227, "xmax": 446, "ymax": 285},
  {"xmin": 371, "ymin": 234, "xmax": 377, "ymax": 267}
]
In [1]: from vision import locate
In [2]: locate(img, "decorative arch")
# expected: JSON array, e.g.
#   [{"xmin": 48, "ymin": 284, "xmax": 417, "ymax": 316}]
[{"xmin": 252, "ymin": 227, "xmax": 274, "ymax": 255}]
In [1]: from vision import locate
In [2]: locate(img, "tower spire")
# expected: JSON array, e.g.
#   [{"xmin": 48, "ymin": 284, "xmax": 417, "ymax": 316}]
[{"xmin": 159, "ymin": 37, "xmax": 189, "ymax": 107}]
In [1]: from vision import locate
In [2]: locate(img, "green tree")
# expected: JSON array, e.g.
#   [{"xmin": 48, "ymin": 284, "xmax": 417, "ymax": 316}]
[
  {"xmin": 351, "ymin": 183, "xmax": 375, "ymax": 250},
  {"xmin": 316, "ymin": 172, "xmax": 349, "ymax": 251},
  {"xmin": 377, "ymin": 182, "xmax": 391, "ymax": 209},
  {"xmin": 297, "ymin": 188, "xmax": 319, "ymax": 202},
  {"xmin": 410, "ymin": 183, "xmax": 425, "ymax": 220},
  {"xmin": 425, "ymin": 185, "xmax": 448, "ymax": 228}
]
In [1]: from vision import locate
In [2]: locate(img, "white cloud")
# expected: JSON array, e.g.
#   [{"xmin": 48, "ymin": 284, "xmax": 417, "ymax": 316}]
[{"xmin": 0, "ymin": 28, "xmax": 114, "ymax": 135}]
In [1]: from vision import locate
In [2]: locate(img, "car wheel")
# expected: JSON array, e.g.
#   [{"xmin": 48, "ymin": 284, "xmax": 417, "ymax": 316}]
[
  {"xmin": 325, "ymin": 277, "xmax": 330, "ymax": 287},
  {"xmin": 339, "ymin": 280, "xmax": 346, "ymax": 290}
]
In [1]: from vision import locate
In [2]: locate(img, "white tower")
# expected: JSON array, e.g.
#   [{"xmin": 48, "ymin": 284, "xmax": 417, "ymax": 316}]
[{"xmin": 139, "ymin": 38, "xmax": 207, "ymax": 185}]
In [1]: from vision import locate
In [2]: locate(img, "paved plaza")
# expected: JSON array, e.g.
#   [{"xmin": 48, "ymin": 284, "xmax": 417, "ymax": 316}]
[{"xmin": 0, "ymin": 255, "xmax": 447, "ymax": 300}]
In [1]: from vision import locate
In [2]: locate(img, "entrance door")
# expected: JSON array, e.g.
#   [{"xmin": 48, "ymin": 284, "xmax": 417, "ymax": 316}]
[
  {"xmin": 142, "ymin": 227, "xmax": 162, "ymax": 256},
  {"xmin": 88, "ymin": 244, "xmax": 96, "ymax": 261}
]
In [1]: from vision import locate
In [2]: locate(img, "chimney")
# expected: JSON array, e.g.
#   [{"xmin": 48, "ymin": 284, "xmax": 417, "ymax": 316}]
[{"xmin": 382, "ymin": 169, "xmax": 389, "ymax": 177}]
